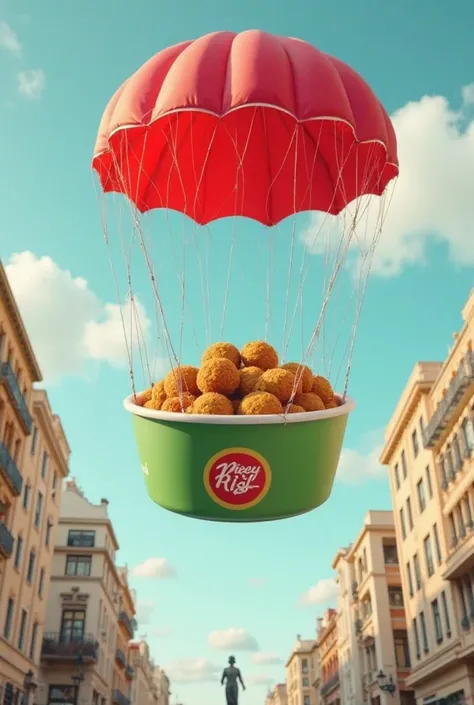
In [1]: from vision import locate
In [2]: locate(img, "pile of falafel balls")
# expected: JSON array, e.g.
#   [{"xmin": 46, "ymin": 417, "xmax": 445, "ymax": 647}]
[{"xmin": 134, "ymin": 340, "xmax": 340, "ymax": 416}]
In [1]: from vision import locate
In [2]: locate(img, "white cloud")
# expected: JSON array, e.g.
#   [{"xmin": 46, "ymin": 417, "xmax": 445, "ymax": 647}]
[
  {"xmin": 136, "ymin": 599, "xmax": 155, "ymax": 625},
  {"xmin": 17, "ymin": 69, "xmax": 45, "ymax": 100},
  {"xmin": 251, "ymin": 652, "xmax": 282, "ymax": 665},
  {"xmin": 301, "ymin": 578, "xmax": 339, "ymax": 606},
  {"xmin": 208, "ymin": 628, "xmax": 259, "ymax": 652},
  {"xmin": 301, "ymin": 83, "xmax": 474, "ymax": 277},
  {"xmin": 249, "ymin": 675, "xmax": 276, "ymax": 687},
  {"xmin": 132, "ymin": 557, "xmax": 176, "ymax": 579},
  {"xmin": 5, "ymin": 251, "xmax": 152, "ymax": 382},
  {"xmin": 165, "ymin": 659, "xmax": 220, "ymax": 684},
  {"xmin": 0, "ymin": 21, "xmax": 21, "ymax": 54},
  {"xmin": 248, "ymin": 577, "xmax": 266, "ymax": 588},
  {"xmin": 336, "ymin": 430, "xmax": 385, "ymax": 484}
]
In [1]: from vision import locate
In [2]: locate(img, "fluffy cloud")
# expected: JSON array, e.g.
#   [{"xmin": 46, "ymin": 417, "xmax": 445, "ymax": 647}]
[
  {"xmin": 301, "ymin": 84, "xmax": 474, "ymax": 277},
  {"xmin": 165, "ymin": 659, "xmax": 220, "ymax": 684},
  {"xmin": 5, "ymin": 251, "xmax": 154, "ymax": 382},
  {"xmin": 336, "ymin": 430, "xmax": 385, "ymax": 484},
  {"xmin": 208, "ymin": 628, "xmax": 259, "ymax": 652},
  {"xmin": 18, "ymin": 69, "xmax": 45, "ymax": 99},
  {"xmin": 135, "ymin": 599, "xmax": 155, "ymax": 625},
  {"xmin": 132, "ymin": 557, "xmax": 176, "ymax": 579},
  {"xmin": 301, "ymin": 578, "xmax": 339, "ymax": 606},
  {"xmin": 0, "ymin": 21, "xmax": 21, "ymax": 54},
  {"xmin": 251, "ymin": 653, "xmax": 282, "ymax": 666},
  {"xmin": 249, "ymin": 675, "xmax": 276, "ymax": 687}
]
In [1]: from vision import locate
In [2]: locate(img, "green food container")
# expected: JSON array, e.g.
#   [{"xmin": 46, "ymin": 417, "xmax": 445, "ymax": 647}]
[{"xmin": 123, "ymin": 395, "xmax": 355, "ymax": 522}]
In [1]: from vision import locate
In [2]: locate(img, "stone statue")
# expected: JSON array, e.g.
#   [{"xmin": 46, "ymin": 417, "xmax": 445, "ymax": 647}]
[{"xmin": 221, "ymin": 655, "xmax": 246, "ymax": 705}]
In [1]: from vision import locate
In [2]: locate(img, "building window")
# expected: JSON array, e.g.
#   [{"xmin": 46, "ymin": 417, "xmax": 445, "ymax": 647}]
[
  {"xmin": 388, "ymin": 586, "xmax": 404, "ymax": 607},
  {"xmin": 432, "ymin": 599, "xmax": 443, "ymax": 643},
  {"xmin": 425, "ymin": 465, "xmax": 433, "ymax": 498},
  {"xmin": 441, "ymin": 590, "xmax": 451, "ymax": 636},
  {"xmin": 453, "ymin": 434, "xmax": 462, "ymax": 470},
  {"xmin": 413, "ymin": 554, "xmax": 421, "ymax": 590},
  {"xmin": 3, "ymin": 598, "xmax": 14, "ymax": 639},
  {"xmin": 412, "ymin": 429, "xmax": 419, "ymax": 457},
  {"xmin": 14, "ymin": 535, "xmax": 23, "ymax": 570},
  {"xmin": 449, "ymin": 513, "xmax": 458, "ymax": 546},
  {"xmin": 29, "ymin": 621, "xmax": 38, "ymax": 660},
  {"xmin": 406, "ymin": 562, "xmax": 414, "ymax": 598},
  {"xmin": 65, "ymin": 555, "xmax": 92, "ymax": 577},
  {"xmin": 48, "ymin": 686, "xmax": 78, "ymax": 705},
  {"xmin": 31, "ymin": 426, "xmax": 38, "ymax": 455},
  {"xmin": 301, "ymin": 658, "xmax": 308, "ymax": 674},
  {"xmin": 407, "ymin": 498, "xmax": 414, "ymax": 530},
  {"xmin": 462, "ymin": 417, "xmax": 474, "ymax": 453},
  {"xmin": 302, "ymin": 678, "xmax": 309, "ymax": 687},
  {"xmin": 41, "ymin": 451, "xmax": 49, "ymax": 480},
  {"xmin": 417, "ymin": 479, "xmax": 426, "ymax": 513},
  {"xmin": 303, "ymin": 697, "xmax": 310, "ymax": 705},
  {"xmin": 413, "ymin": 617, "xmax": 421, "ymax": 658},
  {"xmin": 60, "ymin": 609, "xmax": 86, "ymax": 642},
  {"xmin": 45, "ymin": 520, "xmax": 53, "ymax": 547},
  {"xmin": 17, "ymin": 608, "xmax": 28, "ymax": 651},
  {"xmin": 423, "ymin": 535, "xmax": 434, "ymax": 577},
  {"xmin": 26, "ymin": 550, "xmax": 36, "ymax": 584},
  {"xmin": 52, "ymin": 471, "xmax": 58, "ymax": 491},
  {"xmin": 419, "ymin": 611, "xmax": 429, "ymax": 653},
  {"xmin": 393, "ymin": 630, "xmax": 410, "ymax": 668},
  {"xmin": 401, "ymin": 450, "xmax": 407, "ymax": 479},
  {"xmin": 399, "ymin": 508, "xmax": 406, "ymax": 540},
  {"xmin": 38, "ymin": 567, "xmax": 45, "ymax": 597},
  {"xmin": 463, "ymin": 496, "xmax": 473, "ymax": 528},
  {"xmin": 383, "ymin": 544, "xmax": 398, "ymax": 565},
  {"xmin": 34, "ymin": 491, "xmax": 43, "ymax": 528},
  {"xmin": 23, "ymin": 482, "xmax": 31, "ymax": 510},
  {"xmin": 67, "ymin": 530, "xmax": 96, "ymax": 548},
  {"xmin": 394, "ymin": 463, "xmax": 400, "ymax": 490}
]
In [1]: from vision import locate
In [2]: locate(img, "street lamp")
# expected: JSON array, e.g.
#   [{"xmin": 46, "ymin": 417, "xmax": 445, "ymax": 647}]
[
  {"xmin": 376, "ymin": 670, "xmax": 396, "ymax": 696},
  {"xmin": 22, "ymin": 670, "xmax": 37, "ymax": 705}
]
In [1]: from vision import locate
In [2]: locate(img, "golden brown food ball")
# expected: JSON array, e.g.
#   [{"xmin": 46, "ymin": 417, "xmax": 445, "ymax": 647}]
[
  {"xmin": 311, "ymin": 375, "xmax": 334, "ymax": 405},
  {"xmin": 197, "ymin": 358, "xmax": 240, "ymax": 396},
  {"xmin": 191, "ymin": 392, "xmax": 234, "ymax": 415},
  {"xmin": 281, "ymin": 363, "xmax": 313, "ymax": 393},
  {"xmin": 144, "ymin": 400, "xmax": 155, "ymax": 409},
  {"xmin": 239, "ymin": 366, "xmax": 264, "ymax": 396},
  {"xmin": 202, "ymin": 342, "xmax": 241, "ymax": 368},
  {"xmin": 161, "ymin": 393, "xmax": 196, "ymax": 413},
  {"xmin": 285, "ymin": 403, "xmax": 306, "ymax": 414},
  {"xmin": 240, "ymin": 341, "xmax": 278, "ymax": 371},
  {"xmin": 134, "ymin": 388, "xmax": 153, "ymax": 406},
  {"xmin": 151, "ymin": 380, "xmax": 167, "ymax": 409},
  {"xmin": 294, "ymin": 392, "xmax": 325, "ymax": 412},
  {"xmin": 238, "ymin": 391, "xmax": 283, "ymax": 416},
  {"xmin": 255, "ymin": 368, "xmax": 302, "ymax": 403},
  {"xmin": 164, "ymin": 366, "xmax": 199, "ymax": 397},
  {"xmin": 325, "ymin": 398, "xmax": 339, "ymax": 409}
]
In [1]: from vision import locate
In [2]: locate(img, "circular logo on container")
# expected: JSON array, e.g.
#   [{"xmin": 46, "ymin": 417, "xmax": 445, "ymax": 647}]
[{"xmin": 203, "ymin": 448, "xmax": 272, "ymax": 510}]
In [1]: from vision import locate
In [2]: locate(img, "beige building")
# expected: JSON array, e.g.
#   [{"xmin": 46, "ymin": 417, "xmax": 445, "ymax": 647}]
[
  {"xmin": 381, "ymin": 288, "xmax": 474, "ymax": 705},
  {"xmin": 152, "ymin": 666, "xmax": 170, "ymax": 705},
  {"xmin": 129, "ymin": 641, "xmax": 159, "ymax": 705},
  {"xmin": 39, "ymin": 479, "xmax": 137, "ymax": 705},
  {"xmin": 286, "ymin": 637, "xmax": 318, "ymax": 705},
  {"xmin": 316, "ymin": 610, "xmax": 339, "ymax": 705},
  {"xmin": 1, "ymin": 262, "xmax": 70, "ymax": 704},
  {"xmin": 332, "ymin": 511, "xmax": 415, "ymax": 705},
  {"xmin": 265, "ymin": 683, "xmax": 288, "ymax": 705}
]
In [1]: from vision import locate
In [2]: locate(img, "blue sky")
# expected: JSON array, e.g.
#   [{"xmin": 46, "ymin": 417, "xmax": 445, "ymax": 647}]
[{"xmin": 1, "ymin": 0, "xmax": 474, "ymax": 703}]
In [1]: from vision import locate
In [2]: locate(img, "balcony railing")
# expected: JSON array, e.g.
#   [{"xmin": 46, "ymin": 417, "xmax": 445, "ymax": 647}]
[
  {"xmin": 125, "ymin": 665, "xmax": 135, "ymax": 680},
  {"xmin": 116, "ymin": 648, "xmax": 126, "ymax": 668},
  {"xmin": 0, "ymin": 442, "xmax": 23, "ymax": 496},
  {"xmin": 423, "ymin": 352, "xmax": 474, "ymax": 449},
  {"xmin": 112, "ymin": 690, "xmax": 131, "ymax": 705},
  {"xmin": 320, "ymin": 672, "xmax": 340, "ymax": 696},
  {"xmin": 0, "ymin": 361, "xmax": 33, "ymax": 433},
  {"xmin": 118, "ymin": 611, "xmax": 137, "ymax": 639},
  {"xmin": 41, "ymin": 633, "xmax": 99, "ymax": 662},
  {"xmin": 0, "ymin": 522, "xmax": 14, "ymax": 557}
]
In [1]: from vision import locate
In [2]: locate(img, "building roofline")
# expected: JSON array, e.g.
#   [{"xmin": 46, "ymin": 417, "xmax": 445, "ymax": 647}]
[
  {"xmin": 33, "ymin": 390, "xmax": 70, "ymax": 476},
  {"xmin": 0, "ymin": 260, "xmax": 42, "ymax": 381},
  {"xmin": 345, "ymin": 512, "xmax": 395, "ymax": 560}
]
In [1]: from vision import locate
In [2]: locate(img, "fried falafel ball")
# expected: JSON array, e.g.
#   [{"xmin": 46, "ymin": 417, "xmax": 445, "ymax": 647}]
[
  {"xmin": 151, "ymin": 380, "xmax": 167, "ymax": 409},
  {"xmin": 161, "ymin": 393, "xmax": 196, "ymax": 413},
  {"xmin": 281, "ymin": 362, "xmax": 313, "ymax": 393},
  {"xmin": 240, "ymin": 341, "xmax": 278, "ymax": 371},
  {"xmin": 285, "ymin": 403, "xmax": 306, "ymax": 414},
  {"xmin": 311, "ymin": 375, "xmax": 334, "ymax": 405},
  {"xmin": 237, "ymin": 391, "xmax": 283, "ymax": 415},
  {"xmin": 254, "ymin": 368, "xmax": 302, "ymax": 403},
  {"xmin": 134, "ymin": 387, "xmax": 153, "ymax": 407},
  {"xmin": 325, "ymin": 398, "xmax": 340, "ymax": 409},
  {"xmin": 293, "ymin": 392, "xmax": 325, "ymax": 412},
  {"xmin": 164, "ymin": 366, "xmax": 199, "ymax": 398},
  {"xmin": 202, "ymin": 342, "xmax": 241, "ymax": 368},
  {"xmin": 239, "ymin": 366, "xmax": 264, "ymax": 396},
  {"xmin": 197, "ymin": 357, "xmax": 240, "ymax": 396},
  {"xmin": 190, "ymin": 392, "xmax": 234, "ymax": 415}
]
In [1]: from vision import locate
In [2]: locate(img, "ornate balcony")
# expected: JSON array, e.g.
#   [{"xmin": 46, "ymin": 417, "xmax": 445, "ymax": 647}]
[
  {"xmin": 41, "ymin": 633, "xmax": 99, "ymax": 662},
  {"xmin": 423, "ymin": 352, "xmax": 474, "ymax": 449},
  {"xmin": 0, "ymin": 522, "xmax": 14, "ymax": 558},
  {"xmin": 0, "ymin": 442, "xmax": 23, "ymax": 496},
  {"xmin": 0, "ymin": 361, "xmax": 33, "ymax": 433},
  {"xmin": 320, "ymin": 672, "xmax": 340, "ymax": 696},
  {"xmin": 116, "ymin": 648, "xmax": 126, "ymax": 668},
  {"xmin": 118, "ymin": 611, "xmax": 137, "ymax": 639},
  {"xmin": 112, "ymin": 690, "xmax": 130, "ymax": 705}
]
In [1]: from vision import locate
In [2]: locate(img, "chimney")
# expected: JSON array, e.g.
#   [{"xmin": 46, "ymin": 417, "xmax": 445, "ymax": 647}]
[{"xmin": 100, "ymin": 498, "xmax": 109, "ymax": 505}]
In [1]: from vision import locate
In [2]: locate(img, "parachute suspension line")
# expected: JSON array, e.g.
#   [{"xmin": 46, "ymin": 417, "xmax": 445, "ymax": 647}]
[
  {"xmin": 265, "ymin": 229, "xmax": 274, "ymax": 342},
  {"xmin": 220, "ymin": 218, "xmax": 236, "ymax": 339}
]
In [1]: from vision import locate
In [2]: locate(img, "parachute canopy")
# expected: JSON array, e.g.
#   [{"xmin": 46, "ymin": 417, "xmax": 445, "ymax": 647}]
[{"xmin": 92, "ymin": 30, "xmax": 398, "ymax": 226}]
